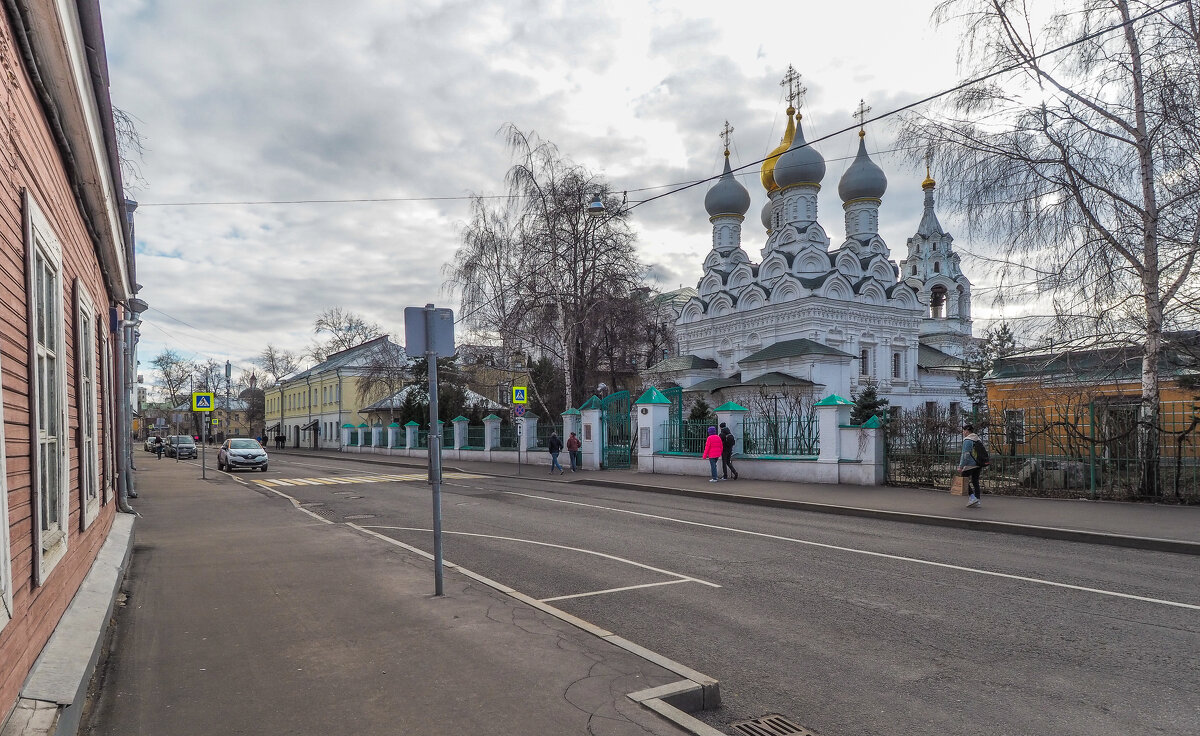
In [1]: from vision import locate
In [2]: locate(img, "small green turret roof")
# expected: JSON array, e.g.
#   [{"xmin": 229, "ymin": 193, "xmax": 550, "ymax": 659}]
[
  {"xmin": 713, "ymin": 401, "xmax": 748, "ymax": 412},
  {"xmin": 404, "ymin": 421, "xmax": 420, "ymax": 426},
  {"xmin": 579, "ymin": 396, "xmax": 602, "ymax": 410},
  {"xmin": 342, "ymin": 423, "xmax": 355, "ymax": 428},
  {"xmin": 861, "ymin": 415, "xmax": 885, "ymax": 428},
  {"xmin": 388, "ymin": 422, "xmax": 400, "ymax": 427},
  {"xmin": 483, "ymin": 414, "xmax": 502, "ymax": 421},
  {"xmin": 634, "ymin": 387, "xmax": 672, "ymax": 405},
  {"xmin": 522, "ymin": 412, "xmax": 539, "ymax": 420},
  {"xmin": 358, "ymin": 422, "xmax": 369, "ymax": 427},
  {"xmin": 561, "ymin": 407, "xmax": 581, "ymax": 416},
  {"xmin": 452, "ymin": 415, "xmax": 469, "ymax": 422},
  {"xmin": 814, "ymin": 394, "xmax": 854, "ymax": 406}
]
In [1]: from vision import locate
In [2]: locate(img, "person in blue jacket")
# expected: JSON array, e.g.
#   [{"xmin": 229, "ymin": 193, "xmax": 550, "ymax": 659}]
[{"xmin": 956, "ymin": 423, "xmax": 987, "ymax": 507}]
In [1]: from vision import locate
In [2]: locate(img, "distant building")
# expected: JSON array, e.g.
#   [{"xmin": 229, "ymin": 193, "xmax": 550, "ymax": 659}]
[
  {"xmin": 0, "ymin": 0, "xmax": 135, "ymax": 723},
  {"xmin": 648, "ymin": 90, "xmax": 971, "ymax": 412},
  {"xmin": 263, "ymin": 336, "xmax": 408, "ymax": 449}
]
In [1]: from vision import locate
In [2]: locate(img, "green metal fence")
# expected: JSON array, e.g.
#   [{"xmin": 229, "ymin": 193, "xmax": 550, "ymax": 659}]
[
  {"xmin": 498, "ymin": 423, "xmax": 519, "ymax": 449},
  {"xmin": 536, "ymin": 423, "xmax": 560, "ymax": 448},
  {"xmin": 464, "ymin": 425, "xmax": 486, "ymax": 450},
  {"xmin": 660, "ymin": 420, "xmax": 714, "ymax": 454},
  {"xmin": 416, "ymin": 429, "xmax": 428, "ymax": 448},
  {"xmin": 886, "ymin": 400, "xmax": 1200, "ymax": 501},
  {"xmin": 741, "ymin": 416, "xmax": 819, "ymax": 457}
]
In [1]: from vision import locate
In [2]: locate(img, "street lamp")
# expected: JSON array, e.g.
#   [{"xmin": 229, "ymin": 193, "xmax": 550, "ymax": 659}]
[{"xmin": 586, "ymin": 192, "xmax": 605, "ymax": 217}]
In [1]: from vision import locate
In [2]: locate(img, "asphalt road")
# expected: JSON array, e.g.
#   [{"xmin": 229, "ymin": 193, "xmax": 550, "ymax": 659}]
[{"xmin": 211, "ymin": 452, "xmax": 1200, "ymax": 736}]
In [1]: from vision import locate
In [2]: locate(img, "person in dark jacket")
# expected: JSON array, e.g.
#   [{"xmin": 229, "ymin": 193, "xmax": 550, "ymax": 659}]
[
  {"xmin": 719, "ymin": 423, "xmax": 738, "ymax": 480},
  {"xmin": 546, "ymin": 432, "xmax": 564, "ymax": 475},
  {"xmin": 565, "ymin": 431, "xmax": 581, "ymax": 472},
  {"xmin": 956, "ymin": 423, "xmax": 986, "ymax": 507}
]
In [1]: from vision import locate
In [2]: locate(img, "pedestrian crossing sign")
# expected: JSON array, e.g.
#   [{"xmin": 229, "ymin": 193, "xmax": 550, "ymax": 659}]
[
  {"xmin": 512, "ymin": 386, "xmax": 527, "ymax": 404},
  {"xmin": 192, "ymin": 392, "xmax": 215, "ymax": 412}
]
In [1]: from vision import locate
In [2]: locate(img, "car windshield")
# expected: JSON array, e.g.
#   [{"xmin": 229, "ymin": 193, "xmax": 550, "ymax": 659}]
[
  {"xmin": 230, "ymin": 439, "xmax": 260, "ymax": 449},
  {"xmin": 175, "ymin": 436, "xmax": 195, "ymax": 445}
]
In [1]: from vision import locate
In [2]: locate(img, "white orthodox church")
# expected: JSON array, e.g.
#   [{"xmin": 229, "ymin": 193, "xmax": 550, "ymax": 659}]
[{"xmin": 650, "ymin": 91, "xmax": 974, "ymax": 413}]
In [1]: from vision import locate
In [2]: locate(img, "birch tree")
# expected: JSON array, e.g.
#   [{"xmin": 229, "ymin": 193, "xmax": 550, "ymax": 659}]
[{"xmin": 899, "ymin": 0, "xmax": 1200, "ymax": 495}]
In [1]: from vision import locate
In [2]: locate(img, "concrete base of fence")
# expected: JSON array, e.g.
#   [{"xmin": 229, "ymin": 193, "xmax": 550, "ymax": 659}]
[
  {"xmin": 341, "ymin": 444, "xmax": 568, "ymax": 468},
  {"xmin": 638, "ymin": 454, "xmax": 884, "ymax": 485}
]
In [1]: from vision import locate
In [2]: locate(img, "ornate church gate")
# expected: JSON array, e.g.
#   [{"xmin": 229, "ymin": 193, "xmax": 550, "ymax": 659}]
[{"xmin": 601, "ymin": 390, "xmax": 632, "ymax": 469}]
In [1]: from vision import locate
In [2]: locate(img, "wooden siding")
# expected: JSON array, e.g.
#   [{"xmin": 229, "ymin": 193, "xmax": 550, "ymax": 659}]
[{"xmin": 0, "ymin": 8, "xmax": 122, "ymax": 723}]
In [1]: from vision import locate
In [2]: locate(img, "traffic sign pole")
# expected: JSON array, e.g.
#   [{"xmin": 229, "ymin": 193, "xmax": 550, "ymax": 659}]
[
  {"xmin": 201, "ymin": 411, "xmax": 207, "ymax": 479},
  {"xmin": 425, "ymin": 304, "xmax": 444, "ymax": 597}
]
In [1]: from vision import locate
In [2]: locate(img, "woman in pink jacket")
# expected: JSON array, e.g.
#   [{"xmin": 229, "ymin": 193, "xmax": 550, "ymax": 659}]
[{"xmin": 702, "ymin": 426, "xmax": 724, "ymax": 482}]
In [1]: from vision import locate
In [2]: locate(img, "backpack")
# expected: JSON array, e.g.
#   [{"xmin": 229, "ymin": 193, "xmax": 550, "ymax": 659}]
[
  {"xmin": 971, "ymin": 439, "xmax": 991, "ymax": 466},
  {"xmin": 722, "ymin": 431, "xmax": 735, "ymax": 451}
]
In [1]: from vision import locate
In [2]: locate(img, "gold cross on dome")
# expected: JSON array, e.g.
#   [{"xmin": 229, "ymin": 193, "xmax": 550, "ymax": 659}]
[
  {"xmin": 719, "ymin": 120, "xmax": 734, "ymax": 153},
  {"xmin": 925, "ymin": 148, "xmax": 933, "ymax": 177},
  {"xmin": 853, "ymin": 98, "xmax": 873, "ymax": 131},
  {"xmin": 780, "ymin": 65, "xmax": 805, "ymax": 108}
]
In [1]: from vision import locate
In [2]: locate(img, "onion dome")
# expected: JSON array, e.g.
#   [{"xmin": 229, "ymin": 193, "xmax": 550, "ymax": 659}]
[
  {"xmin": 761, "ymin": 200, "xmax": 772, "ymax": 230},
  {"xmin": 838, "ymin": 130, "xmax": 888, "ymax": 202},
  {"xmin": 774, "ymin": 115, "xmax": 826, "ymax": 189},
  {"xmin": 759, "ymin": 106, "xmax": 795, "ymax": 193},
  {"xmin": 704, "ymin": 150, "xmax": 751, "ymax": 218},
  {"xmin": 922, "ymin": 167, "xmax": 936, "ymax": 190}
]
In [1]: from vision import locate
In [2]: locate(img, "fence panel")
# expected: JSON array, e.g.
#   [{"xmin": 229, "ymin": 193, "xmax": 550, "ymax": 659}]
[
  {"xmin": 741, "ymin": 416, "xmax": 819, "ymax": 457},
  {"xmin": 465, "ymin": 425, "xmax": 486, "ymax": 449},
  {"xmin": 660, "ymin": 420, "xmax": 712, "ymax": 454},
  {"xmin": 885, "ymin": 401, "xmax": 1200, "ymax": 501},
  {"xmin": 498, "ymin": 423, "xmax": 519, "ymax": 449}
]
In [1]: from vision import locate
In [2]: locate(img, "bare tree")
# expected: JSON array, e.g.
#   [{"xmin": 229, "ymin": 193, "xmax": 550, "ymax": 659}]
[
  {"xmin": 354, "ymin": 340, "xmax": 411, "ymax": 423},
  {"xmin": 256, "ymin": 344, "xmax": 300, "ymax": 387},
  {"xmin": 150, "ymin": 349, "xmax": 195, "ymax": 408},
  {"xmin": 307, "ymin": 307, "xmax": 383, "ymax": 363},
  {"xmin": 446, "ymin": 125, "xmax": 645, "ymax": 408},
  {"xmin": 898, "ymin": 0, "xmax": 1200, "ymax": 495}
]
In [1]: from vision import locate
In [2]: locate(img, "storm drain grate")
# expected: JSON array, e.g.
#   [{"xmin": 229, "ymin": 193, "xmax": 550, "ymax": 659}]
[
  {"xmin": 299, "ymin": 502, "xmax": 339, "ymax": 520},
  {"xmin": 344, "ymin": 514, "xmax": 376, "ymax": 520},
  {"xmin": 729, "ymin": 714, "xmax": 818, "ymax": 736}
]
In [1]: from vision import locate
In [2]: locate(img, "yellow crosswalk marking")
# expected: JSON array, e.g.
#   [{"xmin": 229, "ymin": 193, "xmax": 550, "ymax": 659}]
[{"xmin": 261, "ymin": 472, "xmax": 485, "ymax": 487}]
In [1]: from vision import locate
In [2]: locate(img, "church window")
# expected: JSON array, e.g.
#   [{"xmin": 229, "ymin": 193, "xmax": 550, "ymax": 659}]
[
  {"xmin": 860, "ymin": 349, "xmax": 870, "ymax": 376},
  {"xmin": 930, "ymin": 286, "xmax": 948, "ymax": 319},
  {"xmin": 934, "ymin": 262, "xmax": 941, "ymax": 274},
  {"xmin": 925, "ymin": 401, "xmax": 938, "ymax": 417},
  {"xmin": 911, "ymin": 265, "xmax": 916, "ymax": 276},
  {"xmin": 892, "ymin": 352, "xmax": 902, "ymax": 379}
]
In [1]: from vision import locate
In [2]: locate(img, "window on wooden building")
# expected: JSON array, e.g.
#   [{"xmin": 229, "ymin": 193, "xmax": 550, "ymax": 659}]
[
  {"xmin": 76, "ymin": 282, "xmax": 100, "ymax": 528},
  {"xmin": 27, "ymin": 194, "xmax": 70, "ymax": 583}
]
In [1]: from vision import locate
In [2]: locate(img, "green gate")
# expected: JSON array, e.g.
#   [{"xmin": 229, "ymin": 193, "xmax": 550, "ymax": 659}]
[
  {"xmin": 601, "ymin": 390, "xmax": 632, "ymax": 469},
  {"xmin": 662, "ymin": 386, "xmax": 684, "ymax": 435}
]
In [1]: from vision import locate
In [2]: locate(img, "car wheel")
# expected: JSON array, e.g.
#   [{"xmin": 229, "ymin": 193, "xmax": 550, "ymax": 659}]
[{"xmin": 260, "ymin": 465, "xmax": 268, "ymax": 472}]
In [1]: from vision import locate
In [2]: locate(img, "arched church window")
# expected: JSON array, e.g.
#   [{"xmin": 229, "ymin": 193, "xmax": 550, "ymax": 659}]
[
  {"xmin": 930, "ymin": 285, "xmax": 948, "ymax": 319},
  {"xmin": 911, "ymin": 265, "xmax": 917, "ymax": 276},
  {"xmin": 934, "ymin": 262, "xmax": 941, "ymax": 274}
]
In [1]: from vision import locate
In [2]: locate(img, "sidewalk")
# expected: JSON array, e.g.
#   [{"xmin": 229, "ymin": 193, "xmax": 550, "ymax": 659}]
[
  {"xmin": 80, "ymin": 460, "xmax": 714, "ymax": 736},
  {"xmin": 273, "ymin": 448, "xmax": 1200, "ymax": 555}
]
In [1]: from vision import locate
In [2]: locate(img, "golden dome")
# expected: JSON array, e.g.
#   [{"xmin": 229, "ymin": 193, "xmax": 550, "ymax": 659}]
[
  {"xmin": 922, "ymin": 161, "xmax": 936, "ymax": 189},
  {"xmin": 760, "ymin": 106, "xmax": 796, "ymax": 193}
]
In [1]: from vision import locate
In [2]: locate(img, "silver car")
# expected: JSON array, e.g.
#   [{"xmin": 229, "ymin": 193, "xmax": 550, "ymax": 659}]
[{"xmin": 217, "ymin": 438, "xmax": 269, "ymax": 472}]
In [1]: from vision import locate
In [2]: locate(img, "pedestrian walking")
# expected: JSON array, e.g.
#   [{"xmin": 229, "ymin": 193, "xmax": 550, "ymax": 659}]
[
  {"xmin": 719, "ymin": 422, "xmax": 739, "ymax": 480},
  {"xmin": 546, "ymin": 432, "xmax": 565, "ymax": 475},
  {"xmin": 566, "ymin": 431, "xmax": 581, "ymax": 472},
  {"xmin": 956, "ymin": 422, "xmax": 990, "ymax": 507},
  {"xmin": 702, "ymin": 426, "xmax": 723, "ymax": 482},
  {"xmin": 153, "ymin": 436, "xmax": 164, "ymax": 460}
]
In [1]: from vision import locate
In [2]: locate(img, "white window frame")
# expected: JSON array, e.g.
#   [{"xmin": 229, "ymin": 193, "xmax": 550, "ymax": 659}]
[
  {"xmin": 75, "ymin": 281, "xmax": 101, "ymax": 528},
  {"xmin": 859, "ymin": 348, "xmax": 871, "ymax": 377},
  {"xmin": 26, "ymin": 193, "xmax": 70, "ymax": 584},
  {"xmin": 0, "ymin": 299, "xmax": 11, "ymax": 630},
  {"xmin": 100, "ymin": 324, "xmax": 113, "ymax": 505},
  {"xmin": 892, "ymin": 351, "xmax": 902, "ymax": 379}
]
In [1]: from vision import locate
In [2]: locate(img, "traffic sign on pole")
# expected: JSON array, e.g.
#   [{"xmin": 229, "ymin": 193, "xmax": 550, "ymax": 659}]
[
  {"xmin": 512, "ymin": 386, "xmax": 527, "ymax": 404},
  {"xmin": 192, "ymin": 392, "xmax": 215, "ymax": 411}
]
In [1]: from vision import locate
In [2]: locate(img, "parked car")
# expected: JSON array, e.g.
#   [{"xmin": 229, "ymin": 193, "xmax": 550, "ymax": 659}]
[
  {"xmin": 217, "ymin": 438, "xmax": 268, "ymax": 472},
  {"xmin": 143, "ymin": 436, "xmax": 159, "ymax": 452},
  {"xmin": 166, "ymin": 435, "xmax": 197, "ymax": 459}
]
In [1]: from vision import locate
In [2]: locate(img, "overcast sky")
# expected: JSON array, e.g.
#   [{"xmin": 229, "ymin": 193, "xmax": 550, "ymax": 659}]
[{"xmin": 101, "ymin": 0, "xmax": 996, "ymax": 379}]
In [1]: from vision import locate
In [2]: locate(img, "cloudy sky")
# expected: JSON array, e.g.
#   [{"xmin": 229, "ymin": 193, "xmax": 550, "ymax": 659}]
[{"xmin": 100, "ymin": 0, "xmax": 993, "ymax": 379}]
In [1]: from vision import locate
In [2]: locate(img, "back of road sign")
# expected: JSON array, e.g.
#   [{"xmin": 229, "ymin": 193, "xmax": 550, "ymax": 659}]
[{"xmin": 404, "ymin": 306, "xmax": 455, "ymax": 358}]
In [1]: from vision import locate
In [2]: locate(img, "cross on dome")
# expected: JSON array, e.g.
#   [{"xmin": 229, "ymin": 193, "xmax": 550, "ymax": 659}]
[
  {"xmin": 780, "ymin": 65, "xmax": 806, "ymax": 110},
  {"xmin": 853, "ymin": 99, "xmax": 873, "ymax": 136},
  {"xmin": 720, "ymin": 120, "xmax": 734, "ymax": 155}
]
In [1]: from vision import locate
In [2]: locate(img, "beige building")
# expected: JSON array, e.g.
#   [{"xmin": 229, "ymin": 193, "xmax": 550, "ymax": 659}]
[{"xmin": 263, "ymin": 336, "xmax": 407, "ymax": 449}]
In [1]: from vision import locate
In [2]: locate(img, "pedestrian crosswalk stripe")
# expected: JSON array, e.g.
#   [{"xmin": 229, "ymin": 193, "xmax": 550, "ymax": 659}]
[{"xmin": 257, "ymin": 472, "xmax": 484, "ymax": 488}]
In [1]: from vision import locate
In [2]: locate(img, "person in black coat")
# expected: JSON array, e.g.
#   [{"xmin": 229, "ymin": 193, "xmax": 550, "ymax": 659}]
[
  {"xmin": 719, "ymin": 422, "xmax": 739, "ymax": 480},
  {"xmin": 546, "ymin": 432, "xmax": 564, "ymax": 475}
]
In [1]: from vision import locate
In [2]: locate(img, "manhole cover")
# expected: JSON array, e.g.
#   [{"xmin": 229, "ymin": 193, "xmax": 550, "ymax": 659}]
[
  {"xmin": 344, "ymin": 514, "xmax": 376, "ymax": 520},
  {"xmin": 730, "ymin": 714, "xmax": 819, "ymax": 736},
  {"xmin": 299, "ymin": 502, "xmax": 339, "ymax": 520}
]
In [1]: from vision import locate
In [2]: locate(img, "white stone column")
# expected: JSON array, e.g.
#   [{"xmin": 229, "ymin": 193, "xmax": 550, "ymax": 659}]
[
  {"xmin": 580, "ymin": 406, "xmax": 603, "ymax": 470},
  {"xmin": 453, "ymin": 417, "xmax": 469, "ymax": 449},
  {"xmin": 523, "ymin": 413, "xmax": 539, "ymax": 450},
  {"xmin": 342, "ymin": 424, "xmax": 353, "ymax": 447},
  {"xmin": 372, "ymin": 424, "xmax": 383, "ymax": 448},
  {"xmin": 388, "ymin": 423, "xmax": 400, "ymax": 448},
  {"xmin": 561, "ymin": 408, "xmax": 581, "ymax": 437},
  {"xmin": 633, "ymin": 390, "xmax": 671, "ymax": 474},
  {"xmin": 715, "ymin": 401, "xmax": 749, "ymax": 455},
  {"xmin": 816, "ymin": 394, "xmax": 852, "ymax": 465},
  {"xmin": 405, "ymin": 421, "xmax": 419, "ymax": 449},
  {"xmin": 483, "ymin": 415, "xmax": 502, "ymax": 450}
]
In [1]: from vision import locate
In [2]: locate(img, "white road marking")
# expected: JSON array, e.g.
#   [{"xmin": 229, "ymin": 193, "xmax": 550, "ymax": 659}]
[
  {"xmin": 258, "ymin": 486, "xmax": 333, "ymax": 524},
  {"xmin": 361, "ymin": 525, "xmax": 718, "ymax": 589},
  {"xmin": 505, "ymin": 492, "xmax": 1200, "ymax": 611},
  {"xmin": 541, "ymin": 579, "xmax": 692, "ymax": 603}
]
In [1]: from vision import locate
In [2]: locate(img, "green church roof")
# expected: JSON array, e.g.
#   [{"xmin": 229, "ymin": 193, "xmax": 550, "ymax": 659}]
[
  {"xmin": 713, "ymin": 401, "xmax": 748, "ymax": 412},
  {"xmin": 634, "ymin": 387, "xmax": 672, "ymax": 405},
  {"xmin": 814, "ymin": 394, "xmax": 854, "ymax": 406}
]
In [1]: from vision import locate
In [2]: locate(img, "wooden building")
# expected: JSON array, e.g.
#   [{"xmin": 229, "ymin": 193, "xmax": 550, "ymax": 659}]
[{"xmin": 0, "ymin": 0, "xmax": 134, "ymax": 725}]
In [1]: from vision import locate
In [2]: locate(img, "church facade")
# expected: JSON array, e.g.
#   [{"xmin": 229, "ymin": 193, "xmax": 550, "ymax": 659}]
[{"xmin": 650, "ymin": 94, "xmax": 973, "ymax": 413}]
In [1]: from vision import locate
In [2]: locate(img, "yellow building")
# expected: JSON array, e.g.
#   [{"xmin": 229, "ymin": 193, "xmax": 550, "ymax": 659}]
[{"xmin": 263, "ymin": 336, "xmax": 407, "ymax": 449}]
